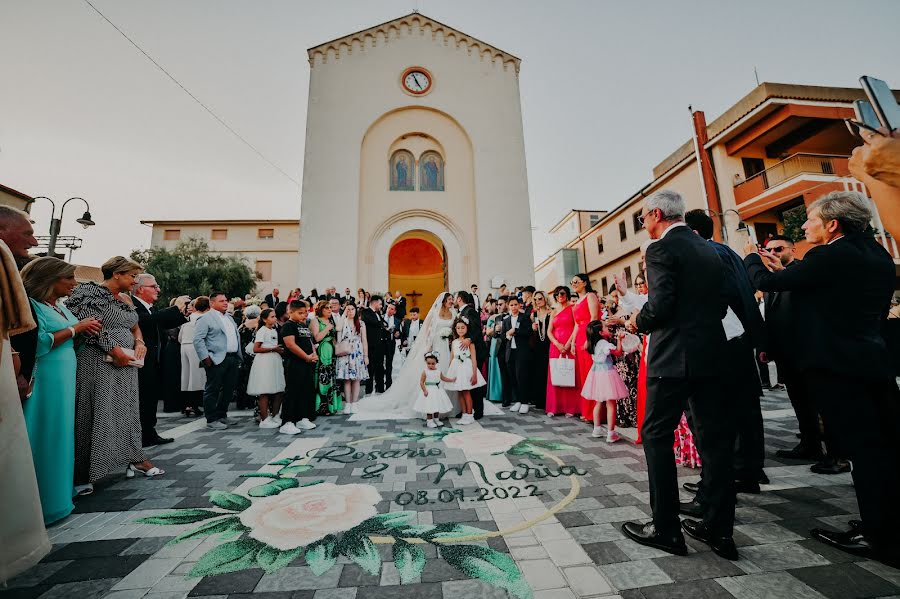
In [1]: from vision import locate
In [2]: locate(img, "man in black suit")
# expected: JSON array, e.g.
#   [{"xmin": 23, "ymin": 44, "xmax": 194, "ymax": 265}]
[
  {"xmin": 400, "ymin": 307, "xmax": 422, "ymax": 353},
  {"xmin": 622, "ymin": 190, "xmax": 736, "ymax": 560},
  {"xmin": 391, "ymin": 291, "xmax": 407, "ymax": 320},
  {"xmin": 744, "ymin": 191, "xmax": 900, "ymax": 568},
  {"xmin": 455, "ymin": 290, "xmax": 486, "ymax": 419},
  {"xmin": 131, "ymin": 274, "xmax": 189, "ymax": 446},
  {"xmin": 493, "ymin": 296, "xmax": 512, "ymax": 406},
  {"xmin": 264, "ymin": 288, "xmax": 281, "ymax": 308},
  {"xmin": 501, "ymin": 296, "xmax": 533, "ymax": 414},
  {"xmin": 383, "ymin": 302, "xmax": 401, "ymax": 389},
  {"xmin": 361, "ymin": 295, "xmax": 388, "ymax": 394},
  {"xmin": 470, "ymin": 284, "xmax": 481, "ymax": 312}
]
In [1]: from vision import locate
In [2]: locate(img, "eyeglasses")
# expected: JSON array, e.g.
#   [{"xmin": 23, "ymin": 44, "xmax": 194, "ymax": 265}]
[
  {"xmin": 570, "ymin": 280, "xmax": 581, "ymax": 286},
  {"xmin": 142, "ymin": 284, "xmax": 161, "ymax": 290},
  {"xmin": 637, "ymin": 208, "xmax": 657, "ymax": 227}
]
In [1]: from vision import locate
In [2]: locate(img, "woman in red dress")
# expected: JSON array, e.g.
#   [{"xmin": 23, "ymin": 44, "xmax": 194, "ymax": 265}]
[
  {"xmin": 546, "ymin": 286, "xmax": 581, "ymax": 416},
  {"xmin": 570, "ymin": 274, "xmax": 604, "ymax": 423}
]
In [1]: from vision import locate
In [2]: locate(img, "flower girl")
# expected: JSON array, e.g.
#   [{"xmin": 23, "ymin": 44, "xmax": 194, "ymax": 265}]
[
  {"xmin": 582, "ymin": 320, "xmax": 629, "ymax": 442},
  {"xmin": 247, "ymin": 308, "xmax": 286, "ymax": 428},
  {"xmin": 445, "ymin": 317, "xmax": 486, "ymax": 425},
  {"xmin": 413, "ymin": 352, "xmax": 456, "ymax": 428}
]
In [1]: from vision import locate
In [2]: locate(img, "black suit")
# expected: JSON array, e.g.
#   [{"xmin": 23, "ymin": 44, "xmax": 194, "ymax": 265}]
[
  {"xmin": 459, "ymin": 304, "xmax": 486, "ymax": 417},
  {"xmin": 393, "ymin": 297, "xmax": 407, "ymax": 320},
  {"xmin": 745, "ymin": 233, "xmax": 900, "ymax": 561},
  {"xmin": 360, "ymin": 307, "xmax": 387, "ymax": 393},
  {"xmin": 501, "ymin": 312, "xmax": 533, "ymax": 407},
  {"xmin": 132, "ymin": 298, "xmax": 187, "ymax": 442},
  {"xmin": 384, "ymin": 314, "xmax": 402, "ymax": 388},
  {"xmin": 635, "ymin": 225, "xmax": 734, "ymax": 539},
  {"xmin": 400, "ymin": 318, "xmax": 422, "ymax": 348},
  {"xmin": 264, "ymin": 294, "xmax": 280, "ymax": 307},
  {"xmin": 492, "ymin": 313, "xmax": 513, "ymax": 405}
]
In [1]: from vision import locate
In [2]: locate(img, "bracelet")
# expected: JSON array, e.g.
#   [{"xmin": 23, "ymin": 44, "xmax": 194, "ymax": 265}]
[{"xmin": 68, "ymin": 326, "xmax": 77, "ymax": 338}]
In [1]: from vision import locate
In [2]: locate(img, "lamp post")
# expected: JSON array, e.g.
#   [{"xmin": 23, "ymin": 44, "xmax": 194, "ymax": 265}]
[
  {"xmin": 29, "ymin": 196, "xmax": 96, "ymax": 258},
  {"xmin": 705, "ymin": 208, "xmax": 750, "ymax": 245}
]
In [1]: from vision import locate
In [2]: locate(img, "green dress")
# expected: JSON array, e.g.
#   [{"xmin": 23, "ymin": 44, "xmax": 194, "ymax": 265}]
[
  {"xmin": 22, "ymin": 298, "xmax": 78, "ymax": 525},
  {"xmin": 315, "ymin": 317, "xmax": 341, "ymax": 414}
]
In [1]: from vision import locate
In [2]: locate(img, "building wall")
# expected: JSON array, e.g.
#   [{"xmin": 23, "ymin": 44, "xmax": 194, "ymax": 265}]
[
  {"xmin": 298, "ymin": 15, "xmax": 534, "ymax": 296},
  {"xmin": 0, "ymin": 188, "xmax": 31, "ymax": 211}
]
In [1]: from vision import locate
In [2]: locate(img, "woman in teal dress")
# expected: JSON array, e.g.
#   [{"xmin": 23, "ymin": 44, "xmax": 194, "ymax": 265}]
[
  {"xmin": 309, "ymin": 300, "xmax": 342, "ymax": 415},
  {"xmin": 485, "ymin": 302, "xmax": 504, "ymax": 402},
  {"xmin": 20, "ymin": 258, "xmax": 102, "ymax": 524}
]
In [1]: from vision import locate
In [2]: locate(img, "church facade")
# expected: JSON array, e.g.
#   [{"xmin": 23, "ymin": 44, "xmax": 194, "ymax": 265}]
[{"xmin": 297, "ymin": 13, "xmax": 534, "ymax": 311}]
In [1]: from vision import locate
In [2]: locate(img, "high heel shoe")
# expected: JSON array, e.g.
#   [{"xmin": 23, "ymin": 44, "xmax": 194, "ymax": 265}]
[{"xmin": 126, "ymin": 463, "xmax": 165, "ymax": 478}]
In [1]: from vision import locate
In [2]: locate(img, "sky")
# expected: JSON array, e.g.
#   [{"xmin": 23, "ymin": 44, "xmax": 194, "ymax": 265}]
[{"xmin": 2, "ymin": 0, "xmax": 899, "ymax": 267}]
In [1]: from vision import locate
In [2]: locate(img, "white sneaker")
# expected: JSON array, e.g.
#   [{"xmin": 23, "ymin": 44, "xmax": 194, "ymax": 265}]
[
  {"xmin": 592, "ymin": 426, "xmax": 604, "ymax": 438},
  {"xmin": 458, "ymin": 414, "xmax": 473, "ymax": 425},
  {"xmin": 345, "ymin": 403, "xmax": 355, "ymax": 414},
  {"xmin": 259, "ymin": 416, "xmax": 280, "ymax": 429},
  {"xmin": 547, "ymin": 412, "xmax": 555, "ymax": 418},
  {"xmin": 509, "ymin": 403, "xmax": 521, "ymax": 412},
  {"xmin": 606, "ymin": 431, "xmax": 621, "ymax": 443},
  {"xmin": 565, "ymin": 413, "xmax": 575, "ymax": 418},
  {"xmin": 426, "ymin": 419, "xmax": 438, "ymax": 429},
  {"xmin": 271, "ymin": 415, "xmax": 282, "ymax": 426},
  {"xmin": 279, "ymin": 422, "xmax": 303, "ymax": 436},
  {"xmin": 297, "ymin": 418, "xmax": 316, "ymax": 430},
  {"xmin": 434, "ymin": 418, "xmax": 445, "ymax": 427},
  {"xmin": 518, "ymin": 404, "xmax": 530, "ymax": 414}
]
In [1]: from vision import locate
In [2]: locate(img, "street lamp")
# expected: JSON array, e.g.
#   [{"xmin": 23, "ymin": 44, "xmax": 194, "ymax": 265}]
[
  {"xmin": 705, "ymin": 208, "xmax": 749, "ymax": 244},
  {"xmin": 29, "ymin": 196, "xmax": 95, "ymax": 258}
]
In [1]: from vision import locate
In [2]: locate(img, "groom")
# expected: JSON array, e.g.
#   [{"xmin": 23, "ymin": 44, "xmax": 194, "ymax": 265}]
[{"xmin": 455, "ymin": 290, "xmax": 485, "ymax": 419}]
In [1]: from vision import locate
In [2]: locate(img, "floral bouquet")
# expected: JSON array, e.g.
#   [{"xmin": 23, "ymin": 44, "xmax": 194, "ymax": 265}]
[
  {"xmin": 456, "ymin": 348, "xmax": 471, "ymax": 363},
  {"xmin": 438, "ymin": 326, "xmax": 452, "ymax": 339}
]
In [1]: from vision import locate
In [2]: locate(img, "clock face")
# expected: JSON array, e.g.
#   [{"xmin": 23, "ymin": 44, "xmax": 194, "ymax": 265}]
[{"xmin": 402, "ymin": 68, "xmax": 432, "ymax": 95}]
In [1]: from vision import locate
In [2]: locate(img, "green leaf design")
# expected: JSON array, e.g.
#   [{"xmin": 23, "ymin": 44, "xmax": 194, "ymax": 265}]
[
  {"xmin": 524, "ymin": 438, "xmax": 576, "ymax": 451},
  {"xmin": 187, "ymin": 538, "xmax": 263, "ymax": 578},
  {"xmin": 305, "ymin": 535, "xmax": 338, "ymax": 576},
  {"xmin": 208, "ymin": 490, "xmax": 252, "ymax": 512},
  {"xmin": 395, "ymin": 524, "xmax": 436, "ymax": 538},
  {"xmin": 248, "ymin": 477, "xmax": 300, "ymax": 497},
  {"xmin": 338, "ymin": 533, "xmax": 381, "ymax": 575},
  {"xmin": 135, "ymin": 509, "xmax": 222, "ymax": 526},
  {"xmin": 423, "ymin": 523, "xmax": 488, "ymax": 541},
  {"xmin": 506, "ymin": 441, "xmax": 544, "ymax": 460},
  {"xmin": 256, "ymin": 544, "xmax": 303, "ymax": 573},
  {"xmin": 267, "ymin": 458, "xmax": 295, "ymax": 466},
  {"xmin": 240, "ymin": 472, "xmax": 280, "ymax": 479},
  {"xmin": 392, "ymin": 539, "xmax": 425, "ymax": 584},
  {"xmin": 355, "ymin": 511, "xmax": 415, "ymax": 533},
  {"xmin": 397, "ymin": 431, "xmax": 424, "ymax": 440},
  {"xmin": 440, "ymin": 544, "xmax": 533, "ymax": 599},
  {"xmin": 300, "ymin": 479, "xmax": 325, "ymax": 487},
  {"xmin": 168, "ymin": 516, "xmax": 247, "ymax": 545},
  {"xmin": 278, "ymin": 464, "xmax": 314, "ymax": 477}
]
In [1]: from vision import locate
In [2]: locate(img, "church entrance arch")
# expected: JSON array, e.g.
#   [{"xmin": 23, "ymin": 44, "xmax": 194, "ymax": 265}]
[{"xmin": 388, "ymin": 230, "xmax": 446, "ymax": 318}]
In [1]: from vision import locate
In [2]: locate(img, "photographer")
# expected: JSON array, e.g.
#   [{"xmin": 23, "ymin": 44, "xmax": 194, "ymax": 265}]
[{"xmin": 849, "ymin": 129, "xmax": 900, "ymax": 240}]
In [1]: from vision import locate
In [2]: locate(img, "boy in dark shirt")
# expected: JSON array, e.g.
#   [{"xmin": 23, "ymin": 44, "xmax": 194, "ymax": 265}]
[{"xmin": 280, "ymin": 300, "xmax": 319, "ymax": 434}]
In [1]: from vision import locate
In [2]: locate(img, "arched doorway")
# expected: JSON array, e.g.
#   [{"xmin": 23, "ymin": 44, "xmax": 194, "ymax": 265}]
[{"xmin": 388, "ymin": 230, "xmax": 446, "ymax": 318}]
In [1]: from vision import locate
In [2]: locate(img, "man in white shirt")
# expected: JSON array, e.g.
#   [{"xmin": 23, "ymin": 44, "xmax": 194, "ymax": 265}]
[
  {"xmin": 193, "ymin": 291, "xmax": 242, "ymax": 429},
  {"xmin": 401, "ymin": 307, "xmax": 421, "ymax": 354}
]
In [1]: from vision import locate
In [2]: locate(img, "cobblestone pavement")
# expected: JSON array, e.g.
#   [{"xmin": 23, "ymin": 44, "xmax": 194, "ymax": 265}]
[{"xmin": 3, "ymin": 389, "xmax": 900, "ymax": 599}]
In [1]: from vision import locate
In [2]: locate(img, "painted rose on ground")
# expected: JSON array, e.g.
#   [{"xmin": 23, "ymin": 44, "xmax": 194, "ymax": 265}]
[
  {"xmin": 239, "ymin": 483, "xmax": 381, "ymax": 550},
  {"xmin": 443, "ymin": 429, "xmax": 525, "ymax": 455}
]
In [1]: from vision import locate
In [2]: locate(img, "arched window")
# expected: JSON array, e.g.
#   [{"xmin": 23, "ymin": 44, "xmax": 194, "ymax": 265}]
[
  {"xmin": 389, "ymin": 150, "xmax": 415, "ymax": 191},
  {"xmin": 418, "ymin": 151, "xmax": 444, "ymax": 191}
]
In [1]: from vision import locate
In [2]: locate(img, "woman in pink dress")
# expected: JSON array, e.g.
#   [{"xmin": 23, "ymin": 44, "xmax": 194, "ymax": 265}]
[
  {"xmin": 546, "ymin": 286, "xmax": 581, "ymax": 416},
  {"xmin": 570, "ymin": 274, "xmax": 604, "ymax": 423}
]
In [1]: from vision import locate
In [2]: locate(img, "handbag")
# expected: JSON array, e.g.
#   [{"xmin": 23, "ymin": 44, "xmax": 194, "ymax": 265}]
[
  {"xmin": 334, "ymin": 326, "xmax": 352, "ymax": 357},
  {"xmin": 549, "ymin": 356, "xmax": 575, "ymax": 387}
]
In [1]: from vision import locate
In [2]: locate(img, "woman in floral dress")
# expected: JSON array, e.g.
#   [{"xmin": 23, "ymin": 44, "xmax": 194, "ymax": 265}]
[
  {"xmin": 310, "ymin": 300, "xmax": 341, "ymax": 415},
  {"xmin": 335, "ymin": 303, "xmax": 368, "ymax": 414}
]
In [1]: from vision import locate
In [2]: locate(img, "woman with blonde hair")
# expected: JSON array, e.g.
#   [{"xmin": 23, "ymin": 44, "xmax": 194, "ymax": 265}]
[
  {"xmin": 20, "ymin": 258, "xmax": 102, "ymax": 523},
  {"xmin": 66, "ymin": 256, "xmax": 161, "ymax": 493}
]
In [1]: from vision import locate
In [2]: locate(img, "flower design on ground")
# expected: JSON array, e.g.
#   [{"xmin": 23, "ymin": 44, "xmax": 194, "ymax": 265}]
[
  {"xmin": 240, "ymin": 483, "xmax": 381, "ymax": 550},
  {"xmin": 443, "ymin": 429, "xmax": 524, "ymax": 455}
]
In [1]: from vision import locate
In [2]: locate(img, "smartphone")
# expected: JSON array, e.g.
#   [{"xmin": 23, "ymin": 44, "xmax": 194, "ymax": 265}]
[
  {"xmin": 860, "ymin": 76, "xmax": 900, "ymax": 131},
  {"xmin": 845, "ymin": 100, "xmax": 885, "ymax": 138}
]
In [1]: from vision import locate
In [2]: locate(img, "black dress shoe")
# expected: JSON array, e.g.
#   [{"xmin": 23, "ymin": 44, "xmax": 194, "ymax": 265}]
[
  {"xmin": 734, "ymin": 480, "xmax": 761, "ymax": 494},
  {"xmin": 757, "ymin": 472, "xmax": 770, "ymax": 485},
  {"xmin": 776, "ymin": 444, "xmax": 824, "ymax": 461},
  {"xmin": 681, "ymin": 519, "xmax": 738, "ymax": 560},
  {"xmin": 848, "ymin": 519, "xmax": 862, "ymax": 531},
  {"xmin": 621, "ymin": 522, "xmax": 687, "ymax": 556},
  {"xmin": 810, "ymin": 460, "xmax": 851, "ymax": 475},
  {"xmin": 811, "ymin": 528, "xmax": 872, "ymax": 557},
  {"xmin": 682, "ymin": 482, "xmax": 700, "ymax": 494},
  {"xmin": 679, "ymin": 499, "xmax": 703, "ymax": 517}
]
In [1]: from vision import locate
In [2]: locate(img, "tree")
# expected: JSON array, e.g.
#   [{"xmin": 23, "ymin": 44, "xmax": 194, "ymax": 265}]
[
  {"xmin": 781, "ymin": 204, "xmax": 807, "ymax": 243},
  {"xmin": 130, "ymin": 237, "xmax": 258, "ymax": 306}
]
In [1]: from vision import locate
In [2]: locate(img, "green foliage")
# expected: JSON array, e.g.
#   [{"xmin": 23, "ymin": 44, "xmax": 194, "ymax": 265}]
[
  {"xmin": 781, "ymin": 205, "xmax": 807, "ymax": 243},
  {"xmin": 130, "ymin": 237, "xmax": 258, "ymax": 306}
]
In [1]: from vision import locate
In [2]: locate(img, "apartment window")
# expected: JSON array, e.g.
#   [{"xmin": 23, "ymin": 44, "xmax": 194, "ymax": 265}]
[
  {"xmin": 589, "ymin": 213, "xmax": 601, "ymax": 227},
  {"xmin": 596, "ymin": 235, "xmax": 604, "ymax": 254},
  {"xmin": 601, "ymin": 276, "xmax": 609, "ymax": 296},
  {"xmin": 211, "ymin": 228, "xmax": 227, "ymax": 240},
  {"xmin": 258, "ymin": 228, "xmax": 274, "ymax": 239},
  {"xmin": 624, "ymin": 266, "xmax": 633, "ymax": 288},
  {"xmin": 163, "ymin": 229, "xmax": 180, "ymax": 241},
  {"xmin": 619, "ymin": 221, "xmax": 627, "ymax": 241},
  {"xmin": 255, "ymin": 260, "xmax": 272, "ymax": 281},
  {"xmin": 633, "ymin": 210, "xmax": 643, "ymax": 233},
  {"xmin": 742, "ymin": 157, "xmax": 765, "ymax": 179}
]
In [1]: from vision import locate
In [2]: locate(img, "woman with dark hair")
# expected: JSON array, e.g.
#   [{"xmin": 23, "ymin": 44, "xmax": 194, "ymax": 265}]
[
  {"xmin": 569, "ymin": 273, "xmax": 603, "ymax": 423},
  {"xmin": 179, "ymin": 296, "xmax": 209, "ymax": 417},
  {"xmin": 20, "ymin": 258, "xmax": 102, "ymax": 523},
  {"xmin": 335, "ymin": 303, "xmax": 368, "ymax": 413},
  {"xmin": 546, "ymin": 286, "xmax": 580, "ymax": 417},
  {"xmin": 530, "ymin": 291, "xmax": 552, "ymax": 411},
  {"xmin": 310, "ymin": 300, "xmax": 341, "ymax": 415}
]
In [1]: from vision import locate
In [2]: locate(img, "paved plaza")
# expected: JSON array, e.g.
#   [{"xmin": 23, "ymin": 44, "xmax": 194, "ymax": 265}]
[{"xmin": 3, "ymin": 389, "xmax": 900, "ymax": 599}]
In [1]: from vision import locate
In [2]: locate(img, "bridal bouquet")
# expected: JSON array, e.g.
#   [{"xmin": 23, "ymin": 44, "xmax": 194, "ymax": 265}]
[
  {"xmin": 456, "ymin": 348, "xmax": 471, "ymax": 363},
  {"xmin": 438, "ymin": 326, "xmax": 453, "ymax": 340}
]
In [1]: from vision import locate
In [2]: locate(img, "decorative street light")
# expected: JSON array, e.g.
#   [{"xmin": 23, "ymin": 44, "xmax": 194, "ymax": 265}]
[
  {"xmin": 705, "ymin": 208, "xmax": 750, "ymax": 244},
  {"xmin": 28, "ymin": 196, "xmax": 96, "ymax": 258}
]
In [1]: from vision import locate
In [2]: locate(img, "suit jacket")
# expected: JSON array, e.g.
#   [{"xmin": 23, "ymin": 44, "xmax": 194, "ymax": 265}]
[
  {"xmin": 385, "ymin": 314, "xmax": 402, "ymax": 346},
  {"xmin": 394, "ymin": 297, "xmax": 407, "ymax": 320},
  {"xmin": 501, "ymin": 312, "xmax": 532, "ymax": 361},
  {"xmin": 745, "ymin": 233, "xmax": 894, "ymax": 378},
  {"xmin": 132, "ymin": 298, "xmax": 186, "ymax": 364},
  {"xmin": 459, "ymin": 304, "xmax": 486, "ymax": 358},
  {"xmin": 636, "ymin": 225, "xmax": 727, "ymax": 378},
  {"xmin": 709, "ymin": 240, "xmax": 766, "ymax": 352},
  {"xmin": 193, "ymin": 310, "xmax": 242, "ymax": 366},
  {"xmin": 400, "ymin": 318, "xmax": 423, "ymax": 346},
  {"xmin": 264, "ymin": 293, "xmax": 281, "ymax": 307},
  {"xmin": 360, "ymin": 307, "xmax": 387, "ymax": 354},
  {"xmin": 763, "ymin": 259, "xmax": 799, "ymax": 363}
]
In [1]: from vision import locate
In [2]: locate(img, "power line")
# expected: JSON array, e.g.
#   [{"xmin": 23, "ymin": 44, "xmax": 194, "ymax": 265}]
[{"xmin": 81, "ymin": 0, "xmax": 302, "ymax": 188}]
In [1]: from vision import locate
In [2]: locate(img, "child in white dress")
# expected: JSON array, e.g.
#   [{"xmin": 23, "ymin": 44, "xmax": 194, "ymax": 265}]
[
  {"xmin": 445, "ymin": 318, "xmax": 486, "ymax": 425},
  {"xmin": 413, "ymin": 352, "xmax": 456, "ymax": 428},
  {"xmin": 582, "ymin": 320, "xmax": 629, "ymax": 442},
  {"xmin": 247, "ymin": 309, "xmax": 286, "ymax": 428}
]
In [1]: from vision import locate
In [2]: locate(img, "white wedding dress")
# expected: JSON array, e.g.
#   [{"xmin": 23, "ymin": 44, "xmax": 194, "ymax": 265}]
[{"xmin": 350, "ymin": 294, "xmax": 504, "ymax": 421}]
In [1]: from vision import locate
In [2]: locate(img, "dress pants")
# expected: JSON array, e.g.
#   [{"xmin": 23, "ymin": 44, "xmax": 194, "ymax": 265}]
[
  {"xmin": 472, "ymin": 342, "xmax": 487, "ymax": 418},
  {"xmin": 203, "ymin": 354, "xmax": 240, "ymax": 423},
  {"xmin": 365, "ymin": 348, "xmax": 386, "ymax": 394},
  {"xmin": 283, "ymin": 359, "xmax": 315, "ymax": 423},
  {"xmin": 730, "ymin": 337, "xmax": 765, "ymax": 482},
  {"xmin": 137, "ymin": 351, "xmax": 161, "ymax": 441},
  {"xmin": 499, "ymin": 344, "xmax": 513, "ymax": 406},
  {"xmin": 806, "ymin": 371, "xmax": 900, "ymax": 563},
  {"xmin": 505, "ymin": 347, "xmax": 534, "ymax": 406},
  {"xmin": 643, "ymin": 376, "xmax": 736, "ymax": 538},
  {"xmin": 779, "ymin": 364, "xmax": 826, "ymax": 454},
  {"xmin": 384, "ymin": 341, "xmax": 395, "ymax": 389}
]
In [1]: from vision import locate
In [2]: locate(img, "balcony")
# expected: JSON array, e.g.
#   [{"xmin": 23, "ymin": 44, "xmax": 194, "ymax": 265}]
[{"xmin": 733, "ymin": 153, "xmax": 849, "ymax": 205}]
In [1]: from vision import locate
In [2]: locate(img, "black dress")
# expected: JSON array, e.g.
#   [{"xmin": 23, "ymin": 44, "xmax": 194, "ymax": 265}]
[
  {"xmin": 531, "ymin": 311, "xmax": 551, "ymax": 410},
  {"xmin": 161, "ymin": 327, "xmax": 182, "ymax": 412}
]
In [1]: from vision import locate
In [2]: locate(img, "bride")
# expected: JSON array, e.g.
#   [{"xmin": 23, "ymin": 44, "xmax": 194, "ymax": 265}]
[{"xmin": 351, "ymin": 292, "xmax": 503, "ymax": 421}]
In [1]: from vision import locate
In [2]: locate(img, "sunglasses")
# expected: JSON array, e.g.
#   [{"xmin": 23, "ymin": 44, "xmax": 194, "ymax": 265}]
[{"xmin": 767, "ymin": 246, "xmax": 789, "ymax": 253}]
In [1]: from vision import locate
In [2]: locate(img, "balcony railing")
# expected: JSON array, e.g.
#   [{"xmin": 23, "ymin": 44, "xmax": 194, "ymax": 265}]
[{"xmin": 733, "ymin": 153, "xmax": 850, "ymax": 204}]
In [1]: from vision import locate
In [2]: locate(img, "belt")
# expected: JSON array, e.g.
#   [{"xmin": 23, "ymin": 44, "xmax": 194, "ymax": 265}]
[{"xmin": 425, "ymin": 382, "xmax": 440, "ymax": 386}]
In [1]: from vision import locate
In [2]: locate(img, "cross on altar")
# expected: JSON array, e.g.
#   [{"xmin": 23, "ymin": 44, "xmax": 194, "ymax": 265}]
[{"xmin": 405, "ymin": 289, "xmax": 423, "ymax": 306}]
